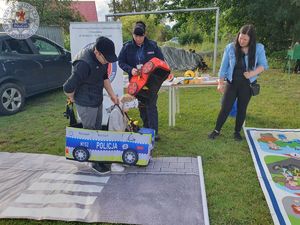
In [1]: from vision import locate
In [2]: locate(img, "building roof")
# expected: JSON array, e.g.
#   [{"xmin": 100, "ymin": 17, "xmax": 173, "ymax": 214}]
[{"xmin": 71, "ymin": 1, "xmax": 98, "ymax": 22}]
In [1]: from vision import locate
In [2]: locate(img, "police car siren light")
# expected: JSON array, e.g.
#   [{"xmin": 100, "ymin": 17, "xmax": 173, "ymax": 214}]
[{"xmin": 142, "ymin": 61, "xmax": 154, "ymax": 74}]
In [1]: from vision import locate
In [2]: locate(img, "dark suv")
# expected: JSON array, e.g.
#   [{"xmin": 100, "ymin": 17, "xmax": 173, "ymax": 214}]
[{"xmin": 0, "ymin": 33, "xmax": 71, "ymax": 115}]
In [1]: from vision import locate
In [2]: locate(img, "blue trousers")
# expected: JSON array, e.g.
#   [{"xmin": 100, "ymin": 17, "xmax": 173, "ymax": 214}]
[{"xmin": 139, "ymin": 94, "xmax": 158, "ymax": 134}]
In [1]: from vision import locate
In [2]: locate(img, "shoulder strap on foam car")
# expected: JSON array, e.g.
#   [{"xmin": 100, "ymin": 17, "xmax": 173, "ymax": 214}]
[{"xmin": 107, "ymin": 104, "xmax": 123, "ymax": 130}]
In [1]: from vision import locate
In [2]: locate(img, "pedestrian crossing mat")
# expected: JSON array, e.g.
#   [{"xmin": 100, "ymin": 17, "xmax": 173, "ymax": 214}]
[{"xmin": 0, "ymin": 152, "xmax": 209, "ymax": 225}]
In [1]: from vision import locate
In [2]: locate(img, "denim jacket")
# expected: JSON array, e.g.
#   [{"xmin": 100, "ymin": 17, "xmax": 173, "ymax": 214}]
[{"xmin": 218, "ymin": 43, "xmax": 268, "ymax": 83}]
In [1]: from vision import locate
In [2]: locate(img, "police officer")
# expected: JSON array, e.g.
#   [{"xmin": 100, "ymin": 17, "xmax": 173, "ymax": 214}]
[{"xmin": 118, "ymin": 21, "xmax": 164, "ymax": 141}]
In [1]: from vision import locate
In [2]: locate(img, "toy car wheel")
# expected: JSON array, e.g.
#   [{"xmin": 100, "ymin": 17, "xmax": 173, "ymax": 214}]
[
  {"xmin": 122, "ymin": 149, "xmax": 138, "ymax": 165},
  {"xmin": 73, "ymin": 146, "xmax": 90, "ymax": 162}
]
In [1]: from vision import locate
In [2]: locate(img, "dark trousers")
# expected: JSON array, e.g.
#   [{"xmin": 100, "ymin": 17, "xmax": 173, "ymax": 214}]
[
  {"xmin": 214, "ymin": 79, "xmax": 252, "ymax": 133},
  {"xmin": 139, "ymin": 94, "xmax": 159, "ymax": 134}
]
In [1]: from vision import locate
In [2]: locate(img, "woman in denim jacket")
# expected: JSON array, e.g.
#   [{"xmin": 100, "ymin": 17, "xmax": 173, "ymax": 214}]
[{"xmin": 208, "ymin": 24, "xmax": 268, "ymax": 141}]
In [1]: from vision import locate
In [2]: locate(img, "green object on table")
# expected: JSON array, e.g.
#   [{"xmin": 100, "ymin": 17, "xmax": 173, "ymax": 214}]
[{"xmin": 286, "ymin": 43, "xmax": 300, "ymax": 74}]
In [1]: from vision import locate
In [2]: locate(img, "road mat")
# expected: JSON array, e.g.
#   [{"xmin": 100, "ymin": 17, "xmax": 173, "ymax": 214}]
[{"xmin": 0, "ymin": 152, "xmax": 209, "ymax": 225}]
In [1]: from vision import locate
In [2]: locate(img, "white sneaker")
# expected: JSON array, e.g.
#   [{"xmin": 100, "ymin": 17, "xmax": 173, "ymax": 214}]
[{"xmin": 111, "ymin": 163, "xmax": 125, "ymax": 172}]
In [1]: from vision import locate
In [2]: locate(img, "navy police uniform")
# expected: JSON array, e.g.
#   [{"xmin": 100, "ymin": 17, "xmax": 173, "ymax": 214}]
[{"xmin": 118, "ymin": 37, "xmax": 164, "ymax": 135}]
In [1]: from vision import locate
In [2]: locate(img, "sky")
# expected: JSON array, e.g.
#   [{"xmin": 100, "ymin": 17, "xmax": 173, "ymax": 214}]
[
  {"xmin": 0, "ymin": 0, "xmax": 6, "ymax": 23},
  {"xmin": 94, "ymin": 0, "xmax": 110, "ymax": 21}
]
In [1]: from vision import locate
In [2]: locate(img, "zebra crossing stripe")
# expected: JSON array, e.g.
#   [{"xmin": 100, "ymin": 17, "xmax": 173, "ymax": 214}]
[
  {"xmin": 0, "ymin": 206, "xmax": 90, "ymax": 220},
  {"xmin": 15, "ymin": 193, "xmax": 97, "ymax": 205},
  {"xmin": 40, "ymin": 173, "xmax": 109, "ymax": 183},
  {"xmin": 28, "ymin": 182, "xmax": 103, "ymax": 192}
]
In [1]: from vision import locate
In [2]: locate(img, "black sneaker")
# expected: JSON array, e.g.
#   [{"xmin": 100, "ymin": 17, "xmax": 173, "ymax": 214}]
[
  {"xmin": 91, "ymin": 163, "xmax": 110, "ymax": 175},
  {"xmin": 208, "ymin": 130, "xmax": 220, "ymax": 139},
  {"xmin": 234, "ymin": 132, "xmax": 243, "ymax": 141},
  {"xmin": 155, "ymin": 134, "xmax": 161, "ymax": 141}
]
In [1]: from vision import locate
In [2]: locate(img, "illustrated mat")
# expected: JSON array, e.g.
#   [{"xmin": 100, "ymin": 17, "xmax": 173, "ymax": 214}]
[{"xmin": 244, "ymin": 127, "xmax": 300, "ymax": 225}]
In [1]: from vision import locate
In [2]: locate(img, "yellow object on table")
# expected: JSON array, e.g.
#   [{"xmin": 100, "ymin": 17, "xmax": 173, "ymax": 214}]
[{"xmin": 184, "ymin": 70, "xmax": 195, "ymax": 84}]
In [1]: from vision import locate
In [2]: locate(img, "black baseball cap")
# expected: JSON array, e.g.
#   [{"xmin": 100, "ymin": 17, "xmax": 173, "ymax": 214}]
[
  {"xmin": 95, "ymin": 36, "xmax": 118, "ymax": 63},
  {"xmin": 133, "ymin": 23, "xmax": 145, "ymax": 36}
]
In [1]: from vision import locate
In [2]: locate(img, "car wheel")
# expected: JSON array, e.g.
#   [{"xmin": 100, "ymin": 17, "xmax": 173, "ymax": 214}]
[
  {"xmin": 0, "ymin": 82, "xmax": 25, "ymax": 115},
  {"xmin": 122, "ymin": 149, "xmax": 138, "ymax": 165},
  {"xmin": 73, "ymin": 146, "xmax": 90, "ymax": 162}
]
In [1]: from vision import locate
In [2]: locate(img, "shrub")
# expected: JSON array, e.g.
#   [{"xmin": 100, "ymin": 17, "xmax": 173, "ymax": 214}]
[
  {"xmin": 178, "ymin": 32, "xmax": 203, "ymax": 45},
  {"xmin": 268, "ymin": 50, "xmax": 286, "ymax": 69},
  {"xmin": 64, "ymin": 34, "xmax": 70, "ymax": 50}
]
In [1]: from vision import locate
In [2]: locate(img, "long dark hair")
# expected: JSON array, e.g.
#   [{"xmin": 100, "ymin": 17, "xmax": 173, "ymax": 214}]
[{"xmin": 235, "ymin": 24, "xmax": 256, "ymax": 70}]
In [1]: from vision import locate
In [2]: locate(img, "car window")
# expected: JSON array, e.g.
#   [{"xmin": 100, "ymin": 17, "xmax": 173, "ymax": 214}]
[
  {"xmin": 6, "ymin": 39, "xmax": 33, "ymax": 54},
  {"xmin": 31, "ymin": 37, "xmax": 60, "ymax": 55}
]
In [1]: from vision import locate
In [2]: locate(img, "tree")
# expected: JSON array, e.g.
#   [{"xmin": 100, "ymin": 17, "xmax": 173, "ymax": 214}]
[
  {"xmin": 108, "ymin": 0, "xmax": 158, "ymax": 14},
  {"xmin": 8, "ymin": 0, "xmax": 83, "ymax": 33},
  {"xmin": 218, "ymin": 0, "xmax": 300, "ymax": 52},
  {"xmin": 119, "ymin": 15, "xmax": 168, "ymax": 42},
  {"xmin": 157, "ymin": 0, "xmax": 220, "ymax": 43},
  {"xmin": 159, "ymin": 0, "xmax": 300, "ymax": 52}
]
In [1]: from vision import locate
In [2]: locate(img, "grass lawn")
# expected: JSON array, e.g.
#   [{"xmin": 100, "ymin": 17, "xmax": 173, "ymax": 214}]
[{"xmin": 0, "ymin": 69, "xmax": 299, "ymax": 225}]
